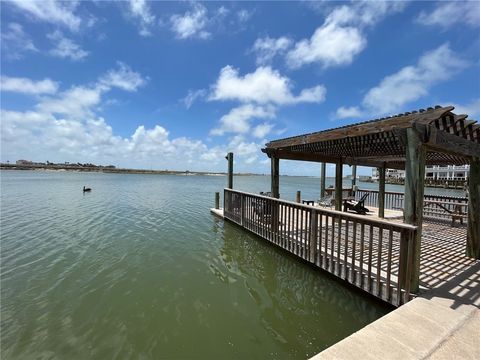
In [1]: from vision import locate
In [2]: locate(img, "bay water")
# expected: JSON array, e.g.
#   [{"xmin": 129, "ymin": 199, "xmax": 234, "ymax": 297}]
[{"xmin": 0, "ymin": 170, "xmax": 443, "ymax": 359}]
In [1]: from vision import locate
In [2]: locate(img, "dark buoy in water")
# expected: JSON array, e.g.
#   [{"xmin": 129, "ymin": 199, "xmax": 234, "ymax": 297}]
[{"xmin": 83, "ymin": 186, "xmax": 92, "ymax": 192}]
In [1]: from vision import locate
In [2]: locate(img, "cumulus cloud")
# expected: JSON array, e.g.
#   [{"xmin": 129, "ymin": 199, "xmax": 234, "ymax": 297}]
[
  {"xmin": 8, "ymin": 0, "xmax": 82, "ymax": 32},
  {"xmin": 1, "ymin": 66, "xmax": 267, "ymax": 172},
  {"xmin": 1, "ymin": 76, "xmax": 58, "ymax": 95},
  {"xmin": 416, "ymin": 1, "xmax": 480, "ymax": 29},
  {"xmin": 47, "ymin": 31, "xmax": 89, "ymax": 61},
  {"xmin": 335, "ymin": 106, "xmax": 363, "ymax": 120},
  {"xmin": 34, "ymin": 62, "xmax": 147, "ymax": 119},
  {"xmin": 285, "ymin": 1, "xmax": 405, "ymax": 69},
  {"xmin": 1, "ymin": 23, "xmax": 38, "ymax": 60},
  {"xmin": 210, "ymin": 104, "xmax": 276, "ymax": 136},
  {"xmin": 209, "ymin": 65, "xmax": 326, "ymax": 105},
  {"xmin": 99, "ymin": 62, "xmax": 147, "ymax": 92},
  {"xmin": 128, "ymin": 0, "xmax": 156, "ymax": 36},
  {"xmin": 252, "ymin": 123, "xmax": 274, "ymax": 138},
  {"xmin": 251, "ymin": 36, "xmax": 293, "ymax": 65},
  {"xmin": 335, "ymin": 43, "xmax": 468, "ymax": 118},
  {"xmin": 170, "ymin": 3, "xmax": 210, "ymax": 39}
]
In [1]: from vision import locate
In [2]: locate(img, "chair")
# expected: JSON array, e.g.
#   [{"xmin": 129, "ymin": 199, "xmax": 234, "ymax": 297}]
[
  {"xmin": 318, "ymin": 195, "xmax": 334, "ymax": 208},
  {"xmin": 343, "ymin": 193, "xmax": 370, "ymax": 215}
]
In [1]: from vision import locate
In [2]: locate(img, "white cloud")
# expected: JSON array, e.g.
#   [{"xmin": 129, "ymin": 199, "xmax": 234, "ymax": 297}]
[
  {"xmin": 285, "ymin": 1, "xmax": 404, "ymax": 69},
  {"xmin": 209, "ymin": 65, "xmax": 326, "ymax": 105},
  {"xmin": 37, "ymin": 86, "xmax": 103, "ymax": 119},
  {"xmin": 251, "ymin": 36, "xmax": 293, "ymax": 65},
  {"xmin": 1, "ymin": 23, "xmax": 38, "ymax": 60},
  {"xmin": 33, "ymin": 62, "xmax": 147, "ymax": 119},
  {"xmin": 335, "ymin": 43, "xmax": 468, "ymax": 118},
  {"xmin": 416, "ymin": 1, "xmax": 480, "ymax": 29},
  {"xmin": 362, "ymin": 44, "xmax": 467, "ymax": 114},
  {"xmin": 450, "ymin": 99, "xmax": 480, "ymax": 119},
  {"xmin": 252, "ymin": 123, "xmax": 274, "ymax": 138},
  {"xmin": 170, "ymin": 3, "xmax": 210, "ymax": 39},
  {"xmin": 1, "ymin": 76, "xmax": 59, "ymax": 95},
  {"xmin": 8, "ymin": 0, "xmax": 82, "ymax": 32},
  {"xmin": 128, "ymin": 0, "xmax": 156, "ymax": 36},
  {"xmin": 99, "ymin": 62, "xmax": 147, "ymax": 92},
  {"xmin": 286, "ymin": 22, "xmax": 366, "ymax": 69},
  {"xmin": 0, "ymin": 66, "xmax": 269, "ymax": 172},
  {"xmin": 210, "ymin": 104, "xmax": 275, "ymax": 136},
  {"xmin": 47, "ymin": 31, "xmax": 89, "ymax": 61},
  {"xmin": 182, "ymin": 89, "xmax": 207, "ymax": 109},
  {"xmin": 335, "ymin": 106, "xmax": 363, "ymax": 119}
]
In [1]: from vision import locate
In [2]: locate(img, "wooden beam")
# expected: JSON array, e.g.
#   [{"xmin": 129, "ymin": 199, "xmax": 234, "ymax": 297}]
[
  {"xmin": 403, "ymin": 128, "xmax": 426, "ymax": 293},
  {"xmin": 271, "ymin": 156, "xmax": 279, "ymax": 199},
  {"xmin": 266, "ymin": 107, "xmax": 453, "ymax": 149},
  {"xmin": 467, "ymin": 157, "xmax": 480, "ymax": 259},
  {"xmin": 427, "ymin": 125, "xmax": 480, "ymax": 158},
  {"xmin": 226, "ymin": 152, "xmax": 233, "ymax": 189},
  {"xmin": 266, "ymin": 149, "xmax": 405, "ymax": 169},
  {"xmin": 335, "ymin": 160, "xmax": 343, "ymax": 211},
  {"xmin": 378, "ymin": 166, "xmax": 386, "ymax": 218},
  {"xmin": 320, "ymin": 162, "xmax": 326, "ymax": 198}
]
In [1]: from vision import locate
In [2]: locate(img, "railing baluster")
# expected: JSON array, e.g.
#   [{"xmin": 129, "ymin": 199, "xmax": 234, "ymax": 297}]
[
  {"xmin": 386, "ymin": 228, "xmax": 393, "ymax": 302},
  {"xmin": 376, "ymin": 227, "xmax": 383, "ymax": 297},
  {"xmin": 221, "ymin": 189, "xmax": 417, "ymax": 307}
]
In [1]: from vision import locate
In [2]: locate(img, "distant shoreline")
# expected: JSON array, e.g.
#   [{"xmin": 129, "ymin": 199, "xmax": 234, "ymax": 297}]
[{"xmin": 0, "ymin": 163, "xmax": 261, "ymax": 176}]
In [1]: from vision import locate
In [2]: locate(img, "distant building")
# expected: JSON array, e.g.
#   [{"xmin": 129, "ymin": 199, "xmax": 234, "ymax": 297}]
[
  {"xmin": 372, "ymin": 165, "xmax": 469, "ymax": 181},
  {"xmin": 16, "ymin": 159, "xmax": 33, "ymax": 165},
  {"xmin": 425, "ymin": 165, "xmax": 469, "ymax": 181}
]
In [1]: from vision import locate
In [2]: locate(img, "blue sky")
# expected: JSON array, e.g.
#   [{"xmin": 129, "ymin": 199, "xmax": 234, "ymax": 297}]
[{"xmin": 1, "ymin": 1, "xmax": 479, "ymax": 176}]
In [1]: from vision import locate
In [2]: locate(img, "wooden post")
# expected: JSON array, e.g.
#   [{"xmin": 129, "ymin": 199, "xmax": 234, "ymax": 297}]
[
  {"xmin": 296, "ymin": 191, "xmax": 301, "ymax": 203},
  {"xmin": 226, "ymin": 152, "xmax": 233, "ymax": 189},
  {"xmin": 467, "ymin": 157, "xmax": 480, "ymax": 259},
  {"xmin": 378, "ymin": 166, "xmax": 386, "ymax": 218},
  {"xmin": 335, "ymin": 160, "xmax": 343, "ymax": 211},
  {"xmin": 320, "ymin": 162, "xmax": 326, "ymax": 198},
  {"xmin": 271, "ymin": 156, "xmax": 279, "ymax": 199},
  {"xmin": 403, "ymin": 128, "xmax": 426, "ymax": 293},
  {"xmin": 351, "ymin": 165, "xmax": 357, "ymax": 196},
  {"xmin": 215, "ymin": 192, "xmax": 220, "ymax": 209}
]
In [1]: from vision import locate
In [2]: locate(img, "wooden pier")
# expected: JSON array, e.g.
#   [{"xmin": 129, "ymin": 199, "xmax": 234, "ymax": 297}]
[
  {"xmin": 223, "ymin": 189, "xmax": 418, "ymax": 306},
  {"xmin": 219, "ymin": 188, "xmax": 474, "ymax": 307}
]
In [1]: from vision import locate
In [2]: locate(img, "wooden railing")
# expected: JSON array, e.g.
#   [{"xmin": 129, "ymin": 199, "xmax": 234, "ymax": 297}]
[
  {"xmin": 354, "ymin": 189, "xmax": 468, "ymax": 221},
  {"xmin": 224, "ymin": 189, "xmax": 418, "ymax": 306}
]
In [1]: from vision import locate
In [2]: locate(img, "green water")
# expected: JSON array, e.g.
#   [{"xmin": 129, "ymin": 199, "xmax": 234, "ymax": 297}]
[{"xmin": 1, "ymin": 170, "xmax": 393, "ymax": 359}]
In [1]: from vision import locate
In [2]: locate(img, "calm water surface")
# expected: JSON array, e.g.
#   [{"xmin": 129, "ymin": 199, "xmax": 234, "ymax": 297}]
[{"xmin": 1, "ymin": 170, "xmax": 437, "ymax": 359}]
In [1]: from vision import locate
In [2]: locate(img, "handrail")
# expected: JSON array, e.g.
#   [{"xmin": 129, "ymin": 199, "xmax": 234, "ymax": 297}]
[
  {"xmin": 225, "ymin": 188, "xmax": 417, "ymax": 231},
  {"xmin": 223, "ymin": 188, "xmax": 418, "ymax": 306}
]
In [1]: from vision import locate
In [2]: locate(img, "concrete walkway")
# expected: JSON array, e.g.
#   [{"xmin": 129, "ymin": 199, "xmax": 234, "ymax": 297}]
[{"xmin": 311, "ymin": 262, "xmax": 480, "ymax": 359}]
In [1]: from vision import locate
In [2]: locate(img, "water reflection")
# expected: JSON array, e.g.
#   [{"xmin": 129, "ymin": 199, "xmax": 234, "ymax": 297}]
[{"xmin": 218, "ymin": 221, "xmax": 390, "ymax": 357}]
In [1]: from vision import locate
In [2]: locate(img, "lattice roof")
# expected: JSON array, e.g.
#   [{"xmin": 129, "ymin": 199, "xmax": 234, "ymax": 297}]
[{"xmin": 262, "ymin": 106, "xmax": 480, "ymax": 169}]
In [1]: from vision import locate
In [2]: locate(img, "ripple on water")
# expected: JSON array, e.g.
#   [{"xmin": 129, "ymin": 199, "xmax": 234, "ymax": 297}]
[{"xmin": 1, "ymin": 171, "xmax": 391, "ymax": 359}]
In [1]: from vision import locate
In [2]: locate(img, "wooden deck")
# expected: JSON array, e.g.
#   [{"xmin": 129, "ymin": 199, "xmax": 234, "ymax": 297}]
[{"xmin": 220, "ymin": 189, "xmax": 477, "ymax": 306}]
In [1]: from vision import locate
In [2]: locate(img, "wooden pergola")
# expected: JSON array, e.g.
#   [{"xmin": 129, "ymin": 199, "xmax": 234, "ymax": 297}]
[{"xmin": 262, "ymin": 105, "xmax": 480, "ymax": 290}]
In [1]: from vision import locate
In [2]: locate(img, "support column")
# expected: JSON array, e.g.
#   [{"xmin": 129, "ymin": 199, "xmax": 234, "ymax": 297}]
[
  {"xmin": 403, "ymin": 128, "xmax": 426, "ymax": 293},
  {"xmin": 320, "ymin": 162, "xmax": 326, "ymax": 199},
  {"xmin": 335, "ymin": 160, "xmax": 343, "ymax": 211},
  {"xmin": 226, "ymin": 152, "xmax": 233, "ymax": 189},
  {"xmin": 467, "ymin": 157, "xmax": 480, "ymax": 259},
  {"xmin": 378, "ymin": 166, "xmax": 386, "ymax": 218},
  {"xmin": 351, "ymin": 165, "xmax": 357, "ymax": 196},
  {"xmin": 271, "ymin": 156, "xmax": 279, "ymax": 199}
]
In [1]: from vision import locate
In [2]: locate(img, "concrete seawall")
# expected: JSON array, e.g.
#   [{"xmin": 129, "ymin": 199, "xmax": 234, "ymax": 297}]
[{"xmin": 311, "ymin": 262, "xmax": 480, "ymax": 359}]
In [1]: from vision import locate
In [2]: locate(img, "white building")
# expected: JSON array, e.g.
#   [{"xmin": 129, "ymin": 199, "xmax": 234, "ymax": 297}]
[
  {"xmin": 425, "ymin": 165, "xmax": 470, "ymax": 181},
  {"xmin": 371, "ymin": 165, "xmax": 469, "ymax": 181}
]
